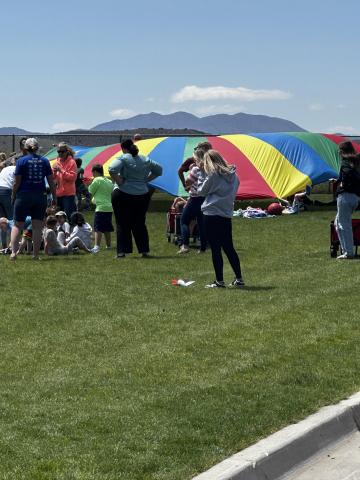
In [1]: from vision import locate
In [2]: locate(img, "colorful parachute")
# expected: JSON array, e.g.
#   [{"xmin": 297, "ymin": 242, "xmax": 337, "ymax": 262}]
[{"xmin": 44, "ymin": 133, "xmax": 359, "ymax": 199}]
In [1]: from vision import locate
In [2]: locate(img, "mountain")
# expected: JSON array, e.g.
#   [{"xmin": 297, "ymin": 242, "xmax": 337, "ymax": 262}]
[
  {"xmin": 0, "ymin": 127, "xmax": 32, "ymax": 135},
  {"xmin": 92, "ymin": 111, "xmax": 306, "ymax": 134}
]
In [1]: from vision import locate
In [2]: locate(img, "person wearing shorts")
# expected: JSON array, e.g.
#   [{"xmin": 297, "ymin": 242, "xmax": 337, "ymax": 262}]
[
  {"xmin": 88, "ymin": 163, "xmax": 114, "ymax": 253},
  {"xmin": 10, "ymin": 138, "xmax": 57, "ymax": 260}
]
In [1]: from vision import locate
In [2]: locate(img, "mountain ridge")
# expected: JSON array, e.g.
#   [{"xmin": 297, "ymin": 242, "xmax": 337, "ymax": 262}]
[{"xmin": 92, "ymin": 111, "xmax": 306, "ymax": 134}]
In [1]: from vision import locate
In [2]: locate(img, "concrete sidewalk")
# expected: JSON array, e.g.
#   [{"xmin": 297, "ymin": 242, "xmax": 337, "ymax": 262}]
[
  {"xmin": 283, "ymin": 431, "xmax": 360, "ymax": 480},
  {"xmin": 193, "ymin": 392, "xmax": 360, "ymax": 480}
]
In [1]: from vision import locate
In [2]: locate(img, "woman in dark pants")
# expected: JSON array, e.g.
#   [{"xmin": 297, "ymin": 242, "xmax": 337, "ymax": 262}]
[
  {"xmin": 109, "ymin": 139, "xmax": 162, "ymax": 258},
  {"xmin": 195, "ymin": 149, "xmax": 244, "ymax": 288},
  {"xmin": 10, "ymin": 138, "xmax": 57, "ymax": 260}
]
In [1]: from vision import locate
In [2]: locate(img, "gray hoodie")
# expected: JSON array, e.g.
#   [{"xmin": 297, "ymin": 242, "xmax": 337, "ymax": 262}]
[{"xmin": 197, "ymin": 166, "xmax": 239, "ymax": 218}]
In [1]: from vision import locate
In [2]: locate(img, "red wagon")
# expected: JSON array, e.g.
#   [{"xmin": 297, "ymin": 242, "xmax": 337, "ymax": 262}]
[{"xmin": 330, "ymin": 219, "xmax": 360, "ymax": 257}]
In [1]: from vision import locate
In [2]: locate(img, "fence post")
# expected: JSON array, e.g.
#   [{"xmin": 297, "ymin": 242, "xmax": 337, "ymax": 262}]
[{"xmin": 12, "ymin": 135, "xmax": 15, "ymax": 153}]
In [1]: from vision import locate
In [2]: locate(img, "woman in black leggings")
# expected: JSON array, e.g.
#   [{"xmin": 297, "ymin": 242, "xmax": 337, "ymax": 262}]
[{"xmin": 195, "ymin": 149, "xmax": 244, "ymax": 288}]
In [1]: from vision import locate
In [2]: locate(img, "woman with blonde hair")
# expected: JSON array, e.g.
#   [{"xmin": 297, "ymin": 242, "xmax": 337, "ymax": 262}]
[{"xmin": 195, "ymin": 149, "xmax": 244, "ymax": 288}]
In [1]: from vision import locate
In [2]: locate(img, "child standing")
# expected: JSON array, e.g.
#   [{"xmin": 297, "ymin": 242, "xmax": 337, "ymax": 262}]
[
  {"xmin": 75, "ymin": 158, "xmax": 91, "ymax": 210},
  {"xmin": 44, "ymin": 216, "xmax": 91, "ymax": 255},
  {"xmin": 69, "ymin": 212, "xmax": 93, "ymax": 250},
  {"xmin": 88, "ymin": 164, "xmax": 114, "ymax": 253},
  {"xmin": 194, "ymin": 149, "xmax": 244, "ymax": 289}
]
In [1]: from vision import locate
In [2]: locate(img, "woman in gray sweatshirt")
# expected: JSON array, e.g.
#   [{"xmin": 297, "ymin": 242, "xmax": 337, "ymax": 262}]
[{"xmin": 195, "ymin": 149, "xmax": 244, "ymax": 288}]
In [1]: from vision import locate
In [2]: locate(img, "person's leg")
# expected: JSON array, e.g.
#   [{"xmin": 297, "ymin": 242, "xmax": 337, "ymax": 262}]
[
  {"xmin": 57, "ymin": 231, "xmax": 66, "ymax": 245},
  {"xmin": 335, "ymin": 193, "xmax": 358, "ymax": 257},
  {"xmin": 221, "ymin": 217, "xmax": 243, "ymax": 280},
  {"xmin": 179, "ymin": 197, "xmax": 196, "ymax": 249},
  {"xmin": 94, "ymin": 231, "xmax": 102, "ymax": 247},
  {"xmin": 63, "ymin": 196, "xmax": 77, "ymax": 219},
  {"xmin": 67, "ymin": 236, "xmax": 91, "ymax": 252},
  {"xmin": 57, "ymin": 196, "xmax": 64, "ymax": 212},
  {"xmin": 104, "ymin": 232, "xmax": 111, "ymax": 247},
  {"xmin": 31, "ymin": 219, "xmax": 44, "ymax": 258},
  {"xmin": 112, "ymin": 189, "xmax": 133, "ymax": 255},
  {"xmin": 195, "ymin": 196, "xmax": 207, "ymax": 251},
  {"xmin": 10, "ymin": 221, "xmax": 24, "ymax": 258},
  {"xmin": 0, "ymin": 188, "xmax": 13, "ymax": 219},
  {"xmin": 204, "ymin": 215, "xmax": 225, "ymax": 283},
  {"xmin": 131, "ymin": 193, "xmax": 150, "ymax": 254}
]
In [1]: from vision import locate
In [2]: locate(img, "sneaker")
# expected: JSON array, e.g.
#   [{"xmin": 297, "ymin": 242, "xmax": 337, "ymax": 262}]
[
  {"xmin": 105, "ymin": 245, "xmax": 112, "ymax": 250},
  {"xmin": 197, "ymin": 249, "xmax": 206, "ymax": 254},
  {"xmin": 337, "ymin": 253, "xmax": 354, "ymax": 260},
  {"xmin": 114, "ymin": 253, "xmax": 125, "ymax": 259},
  {"xmin": 229, "ymin": 278, "xmax": 245, "ymax": 288},
  {"xmin": 91, "ymin": 246, "xmax": 100, "ymax": 253},
  {"xmin": 141, "ymin": 253, "xmax": 151, "ymax": 258},
  {"xmin": 177, "ymin": 246, "xmax": 190, "ymax": 254},
  {"xmin": 205, "ymin": 280, "xmax": 226, "ymax": 288}
]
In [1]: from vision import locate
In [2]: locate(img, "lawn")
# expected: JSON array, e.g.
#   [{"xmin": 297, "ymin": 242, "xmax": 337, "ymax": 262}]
[{"xmin": 1, "ymin": 205, "xmax": 360, "ymax": 480}]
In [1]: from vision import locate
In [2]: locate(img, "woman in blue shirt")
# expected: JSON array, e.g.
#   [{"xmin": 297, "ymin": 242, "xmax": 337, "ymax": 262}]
[
  {"xmin": 108, "ymin": 139, "xmax": 162, "ymax": 258},
  {"xmin": 10, "ymin": 138, "xmax": 57, "ymax": 260}
]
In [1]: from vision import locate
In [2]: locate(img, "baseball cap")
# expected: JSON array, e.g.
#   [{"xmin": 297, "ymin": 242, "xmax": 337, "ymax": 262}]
[{"xmin": 55, "ymin": 211, "xmax": 67, "ymax": 217}]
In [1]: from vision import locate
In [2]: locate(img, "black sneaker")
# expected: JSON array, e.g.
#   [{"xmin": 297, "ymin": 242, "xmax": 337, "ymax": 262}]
[
  {"xmin": 205, "ymin": 280, "xmax": 226, "ymax": 289},
  {"xmin": 229, "ymin": 278, "xmax": 245, "ymax": 288}
]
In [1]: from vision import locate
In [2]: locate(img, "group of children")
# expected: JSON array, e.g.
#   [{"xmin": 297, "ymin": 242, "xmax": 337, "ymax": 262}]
[{"xmin": 1, "ymin": 163, "xmax": 114, "ymax": 258}]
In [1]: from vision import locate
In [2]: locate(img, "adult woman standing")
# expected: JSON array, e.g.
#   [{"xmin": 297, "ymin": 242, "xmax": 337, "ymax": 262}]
[
  {"xmin": 195, "ymin": 149, "xmax": 244, "ymax": 288},
  {"xmin": 335, "ymin": 141, "xmax": 360, "ymax": 259},
  {"xmin": 109, "ymin": 139, "xmax": 162, "ymax": 258},
  {"xmin": 52, "ymin": 142, "xmax": 77, "ymax": 219},
  {"xmin": 10, "ymin": 138, "xmax": 56, "ymax": 260}
]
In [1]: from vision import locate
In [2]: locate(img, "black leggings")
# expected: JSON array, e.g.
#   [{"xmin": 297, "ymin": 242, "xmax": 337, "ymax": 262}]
[
  {"xmin": 204, "ymin": 215, "xmax": 242, "ymax": 282},
  {"xmin": 112, "ymin": 189, "xmax": 151, "ymax": 254}
]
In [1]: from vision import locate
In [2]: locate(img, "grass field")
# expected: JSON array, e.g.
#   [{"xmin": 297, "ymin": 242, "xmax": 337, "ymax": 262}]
[{"xmin": 1, "ymin": 204, "xmax": 360, "ymax": 480}]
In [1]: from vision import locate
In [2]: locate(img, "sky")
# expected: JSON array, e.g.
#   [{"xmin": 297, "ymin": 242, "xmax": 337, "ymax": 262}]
[{"xmin": 1, "ymin": 0, "xmax": 360, "ymax": 134}]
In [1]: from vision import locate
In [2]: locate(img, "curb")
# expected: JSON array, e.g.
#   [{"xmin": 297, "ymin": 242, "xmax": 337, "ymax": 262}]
[{"xmin": 192, "ymin": 392, "xmax": 360, "ymax": 480}]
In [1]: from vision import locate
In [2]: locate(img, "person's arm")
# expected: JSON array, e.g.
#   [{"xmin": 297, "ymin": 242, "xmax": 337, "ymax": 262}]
[
  {"xmin": 46, "ymin": 174, "xmax": 57, "ymax": 206},
  {"xmin": 108, "ymin": 158, "xmax": 125, "ymax": 186},
  {"xmin": 178, "ymin": 159, "xmax": 193, "ymax": 189},
  {"xmin": 62, "ymin": 159, "xmax": 77, "ymax": 183},
  {"xmin": 88, "ymin": 178, "xmax": 99, "ymax": 195},
  {"xmin": 11, "ymin": 175, "xmax": 22, "ymax": 204},
  {"xmin": 197, "ymin": 174, "xmax": 216, "ymax": 197},
  {"xmin": 146, "ymin": 159, "xmax": 163, "ymax": 183}
]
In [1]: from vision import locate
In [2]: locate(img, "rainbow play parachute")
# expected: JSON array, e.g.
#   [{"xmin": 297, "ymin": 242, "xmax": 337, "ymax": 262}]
[{"xmin": 44, "ymin": 133, "xmax": 359, "ymax": 199}]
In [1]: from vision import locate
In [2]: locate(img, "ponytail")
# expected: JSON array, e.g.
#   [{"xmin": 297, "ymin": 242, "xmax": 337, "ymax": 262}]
[{"xmin": 121, "ymin": 139, "xmax": 139, "ymax": 157}]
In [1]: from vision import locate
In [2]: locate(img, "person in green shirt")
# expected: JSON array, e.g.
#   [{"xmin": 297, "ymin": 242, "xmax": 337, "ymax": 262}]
[{"xmin": 88, "ymin": 164, "xmax": 114, "ymax": 253}]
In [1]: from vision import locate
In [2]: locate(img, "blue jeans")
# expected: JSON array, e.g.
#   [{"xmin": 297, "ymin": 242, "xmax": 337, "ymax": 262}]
[
  {"xmin": 180, "ymin": 196, "xmax": 206, "ymax": 250},
  {"xmin": 57, "ymin": 196, "xmax": 77, "ymax": 220},
  {"xmin": 335, "ymin": 192, "xmax": 359, "ymax": 256}
]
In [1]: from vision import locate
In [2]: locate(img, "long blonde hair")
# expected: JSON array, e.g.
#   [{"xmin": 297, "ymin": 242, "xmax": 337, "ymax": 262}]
[{"xmin": 201, "ymin": 149, "xmax": 234, "ymax": 176}]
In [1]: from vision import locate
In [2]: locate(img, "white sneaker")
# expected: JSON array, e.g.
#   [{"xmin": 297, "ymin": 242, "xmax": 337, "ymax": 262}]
[
  {"xmin": 337, "ymin": 253, "xmax": 354, "ymax": 260},
  {"xmin": 91, "ymin": 246, "xmax": 100, "ymax": 253},
  {"xmin": 177, "ymin": 246, "xmax": 190, "ymax": 254}
]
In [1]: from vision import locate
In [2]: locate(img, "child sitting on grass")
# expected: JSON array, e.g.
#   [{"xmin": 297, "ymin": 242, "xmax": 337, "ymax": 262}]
[
  {"xmin": 68, "ymin": 212, "xmax": 93, "ymax": 250},
  {"xmin": 44, "ymin": 216, "xmax": 91, "ymax": 255},
  {"xmin": 55, "ymin": 211, "xmax": 71, "ymax": 245},
  {"xmin": 88, "ymin": 163, "xmax": 114, "ymax": 253},
  {"xmin": 0, "ymin": 217, "xmax": 12, "ymax": 253}
]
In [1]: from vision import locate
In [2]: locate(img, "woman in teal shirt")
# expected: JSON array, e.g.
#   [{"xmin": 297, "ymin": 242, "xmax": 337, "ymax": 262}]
[{"xmin": 108, "ymin": 139, "xmax": 162, "ymax": 258}]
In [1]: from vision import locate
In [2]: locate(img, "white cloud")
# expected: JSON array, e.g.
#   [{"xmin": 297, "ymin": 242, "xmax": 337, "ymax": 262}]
[
  {"xmin": 326, "ymin": 125, "xmax": 358, "ymax": 135},
  {"xmin": 171, "ymin": 85, "xmax": 292, "ymax": 103},
  {"xmin": 147, "ymin": 97, "xmax": 155, "ymax": 102},
  {"xmin": 109, "ymin": 108, "xmax": 136, "ymax": 119},
  {"xmin": 309, "ymin": 103, "xmax": 324, "ymax": 111},
  {"xmin": 336, "ymin": 104, "xmax": 346, "ymax": 109},
  {"xmin": 194, "ymin": 104, "xmax": 247, "ymax": 116},
  {"xmin": 51, "ymin": 122, "xmax": 82, "ymax": 132}
]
